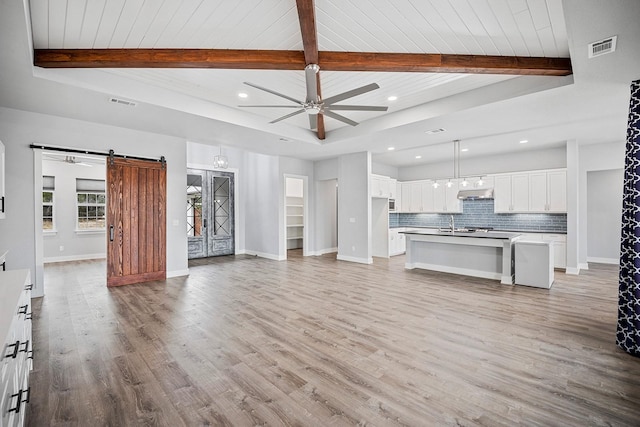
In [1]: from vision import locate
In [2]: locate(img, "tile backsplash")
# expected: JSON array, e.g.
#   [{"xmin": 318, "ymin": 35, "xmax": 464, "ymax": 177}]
[{"xmin": 390, "ymin": 199, "xmax": 567, "ymax": 232}]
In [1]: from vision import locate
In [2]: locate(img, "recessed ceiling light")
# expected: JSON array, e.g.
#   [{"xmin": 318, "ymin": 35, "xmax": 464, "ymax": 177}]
[
  {"xmin": 388, "ymin": 147, "xmax": 395, "ymax": 151},
  {"xmin": 238, "ymin": 92, "xmax": 248, "ymax": 98},
  {"xmin": 387, "ymin": 95, "xmax": 398, "ymax": 101},
  {"xmin": 461, "ymin": 148, "xmax": 469, "ymax": 152},
  {"xmin": 520, "ymin": 140, "xmax": 528, "ymax": 144},
  {"xmin": 415, "ymin": 155, "xmax": 422, "ymax": 159},
  {"xmin": 279, "ymin": 137, "xmax": 290, "ymax": 142}
]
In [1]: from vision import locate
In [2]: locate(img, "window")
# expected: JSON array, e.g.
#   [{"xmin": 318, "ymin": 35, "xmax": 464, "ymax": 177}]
[
  {"xmin": 76, "ymin": 179, "xmax": 106, "ymax": 230},
  {"xmin": 43, "ymin": 175, "xmax": 55, "ymax": 230}
]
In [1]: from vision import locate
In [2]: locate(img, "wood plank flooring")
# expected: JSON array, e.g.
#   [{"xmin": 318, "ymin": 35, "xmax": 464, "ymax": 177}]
[{"xmin": 27, "ymin": 252, "xmax": 640, "ymax": 426}]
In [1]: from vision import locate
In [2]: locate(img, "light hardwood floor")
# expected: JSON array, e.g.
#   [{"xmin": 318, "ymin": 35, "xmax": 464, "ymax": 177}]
[{"xmin": 28, "ymin": 252, "xmax": 640, "ymax": 426}]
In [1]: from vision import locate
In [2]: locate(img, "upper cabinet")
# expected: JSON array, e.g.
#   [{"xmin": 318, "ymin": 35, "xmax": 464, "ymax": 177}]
[
  {"xmin": 494, "ymin": 169, "xmax": 566, "ymax": 213},
  {"xmin": 371, "ymin": 174, "xmax": 391, "ymax": 198},
  {"xmin": 494, "ymin": 173, "xmax": 530, "ymax": 213},
  {"xmin": 528, "ymin": 170, "xmax": 567, "ymax": 212},
  {"xmin": 398, "ymin": 179, "xmax": 462, "ymax": 213},
  {"xmin": 0, "ymin": 141, "xmax": 5, "ymax": 219},
  {"xmin": 388, "ymin": 178, "xmax": 398, "ymax": 200}
]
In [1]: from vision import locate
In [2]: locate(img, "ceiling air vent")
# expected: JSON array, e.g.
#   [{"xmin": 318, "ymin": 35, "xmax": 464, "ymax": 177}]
[
  {"xmin": 425, "ymin": 128, "xmax": 446, "ymax": 135},
  {"xmin": 108, "ymin": 97, "xmax": 137, "ymax": 107},
  {"xmin": 588, "ymin": 36, "xmax": 617, "ymax": 58}
]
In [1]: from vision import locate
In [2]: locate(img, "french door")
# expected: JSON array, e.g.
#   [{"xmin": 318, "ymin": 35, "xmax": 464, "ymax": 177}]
[
  {"xmin": 107, "ymin": 158, "xmax": 166, "ymax": 286},
  {"xmin": 187, "ymin": 169, "xmax": 234, "ymax": 259}
]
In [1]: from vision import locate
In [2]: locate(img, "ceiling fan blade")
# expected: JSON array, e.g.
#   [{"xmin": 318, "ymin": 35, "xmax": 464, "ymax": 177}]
[
  {"xmin": 304, "ymin": 64, "xmax": 319, "ymax": 102},
  {"xmin": 309, "ymin": 114, "xmax": 318, "ymax": 131},
  {"xmin": 322, "ymin": 110, "xmax": 359, "ymax": 127},
  {"xmin": 243, "ymin": 82, "xmax": 303, "ymax": 105},
  {"xmin": 323, "ymin": 83, "xmax": 380, "ymax": 105},
  {"xmin": 238, "ymin": 105, "xmax": 302, "ymax": 108},
  {"xmin": 325, "ymin": 105, "xmax": 388, "ymax": 112},
  {"xmin": 269, "ymin": 109, "xmax": 306, "ymax": 124}
]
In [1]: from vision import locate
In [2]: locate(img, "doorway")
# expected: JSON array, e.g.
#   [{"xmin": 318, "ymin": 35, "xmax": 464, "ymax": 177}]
[{"xmin": 187, "ymin": 169, "xmax": 235, "ymax": 259}]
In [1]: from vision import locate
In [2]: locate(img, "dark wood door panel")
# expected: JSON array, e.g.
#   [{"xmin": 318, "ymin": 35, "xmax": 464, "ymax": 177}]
[{"xmin": 107, "ymin": 158, "xmax": 166, "ymax": 287}]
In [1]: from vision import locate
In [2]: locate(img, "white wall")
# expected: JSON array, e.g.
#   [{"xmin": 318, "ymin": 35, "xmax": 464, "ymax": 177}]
[
  {"xmin": 587, "ymin": 169, "xmax": 623, "ymax": 263},
  {"xmin": 315, "ymin": 158, "xmax": 339, "ymax": 181},
  {"xmin": 372, "ymin": 162, "xmax": 398, "ymax": 179},
  {"xmin": 337, "ymin": 152, "xmax": 371, "ymax": 264},
  {"xmin": 398, "ymin": 146, "xmax": 567, "ymax": 181},
  {"xmin": 0, "ymin": 107, "xmax": 188, "ymax": 297},
  {"xmin": 243, "ymin": 151, "xmax": 280, "ymax": 259},
  {"xmin": 578, "ymin": 141, "xmax": 626, "ymax": 267},
  {"xmin": 314, "ymin": 179, "xmax": 338, "ymax": 254},
  {"xmin": 42, "ymin": 158, "xmax": 106, "ymax": 261}
]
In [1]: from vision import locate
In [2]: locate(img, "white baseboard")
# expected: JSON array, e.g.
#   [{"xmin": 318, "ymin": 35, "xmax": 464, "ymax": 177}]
[
  {"xmin": 587, "ymin": 257, "xmax": 618, "ymax": 265},
  {"xmin": 565, "ymin": 267, "xmax": 581, "ymax": 275},
  {"xmin": 235, "ymin": 249, "xmax": 246, "ymax": 255},
  {"xmin": 336, "ymin": 254, "xmax": 373, "ymax": 264},
  {"xmin": 44, "ymin": 253, "xmax": 105, "ymax": 263},
  {"xmin": 406, "ymin": 262, "xmax": 502, "ymax": 281},
  {"xmin": 167, "ymin": 269, "xmax": 189, "ymax": 278},
  {"xmin": 310, "ymin": 247, "xmax": 338, "ymax": 256},
  {"xmin": 244, "ymin": 250, "xmax": 286, "ymax": 261},
  {"xmin": 579, "ymin": 262, "xmax": 589, "ymax": 270}
]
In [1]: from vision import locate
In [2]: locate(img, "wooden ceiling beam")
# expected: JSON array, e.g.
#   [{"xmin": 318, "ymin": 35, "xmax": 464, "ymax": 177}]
[
  {"xmin": 318, "ymin": 52, "xmax": 573, "ymax": 76},
  {"xmin": 294, "ymin": 0, "xmax": 324, "ymax": 139},
  {"xmin": 33, "ymin": 48, "xmax": 307, "ymax": 70},
  {"xmin": 34, "ymin": 49, "xmax": 572, "ymax": 76},
  {"xmin": 295, "ymin": 0, "xmax": 319, "ymax": 65}
]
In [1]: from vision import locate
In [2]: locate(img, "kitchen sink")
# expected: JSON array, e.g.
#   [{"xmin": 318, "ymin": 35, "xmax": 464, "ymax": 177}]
[{"xmin": 437, "ymin": 228, "xmax": 476, "ymax": 234}]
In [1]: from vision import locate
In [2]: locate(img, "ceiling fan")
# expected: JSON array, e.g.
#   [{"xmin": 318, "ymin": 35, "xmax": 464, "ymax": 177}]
[{"xmin": 239, "ymin": 64, "xmax": 388, "ymax": 132}]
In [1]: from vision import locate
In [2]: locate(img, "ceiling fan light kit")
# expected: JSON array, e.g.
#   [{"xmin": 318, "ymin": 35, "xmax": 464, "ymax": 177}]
[{"xmin": 239, "ymin": 63, "xmax": 388, "ymax": 136}]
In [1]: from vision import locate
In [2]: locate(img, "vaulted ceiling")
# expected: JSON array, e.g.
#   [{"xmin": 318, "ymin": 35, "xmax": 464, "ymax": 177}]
[{"xmin": 1, "ymin": 0, "xmax": 637, "ymax": 166}]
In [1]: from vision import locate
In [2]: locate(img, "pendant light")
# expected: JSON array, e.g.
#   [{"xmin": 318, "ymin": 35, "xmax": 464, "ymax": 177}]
[{"xmin": 213, "ymin": 145, "xmax": 229, "ymax": 169}]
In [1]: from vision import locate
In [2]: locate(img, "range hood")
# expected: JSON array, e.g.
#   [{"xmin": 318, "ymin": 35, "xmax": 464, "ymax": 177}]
[{"xmin": 457, "ymin": 188, "xmax": 494, "ymax": 200}]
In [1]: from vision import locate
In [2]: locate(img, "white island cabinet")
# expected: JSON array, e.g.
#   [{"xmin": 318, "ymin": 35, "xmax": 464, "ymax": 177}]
[
  {"xmin": 0, "ymin": 269, "xmax": 33, "ymax": 427},
  {"xmin": 402, "ymin": 229, "xmax": 521, "ymax": 284}
]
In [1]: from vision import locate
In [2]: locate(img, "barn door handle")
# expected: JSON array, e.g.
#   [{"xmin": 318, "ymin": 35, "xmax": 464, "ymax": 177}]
[{"xmin": 109, "ymin": 225, "xmax": 114, "ymax": 241}]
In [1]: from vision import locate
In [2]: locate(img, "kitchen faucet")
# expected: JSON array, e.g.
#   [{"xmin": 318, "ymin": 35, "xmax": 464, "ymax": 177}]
[{"xmin": 449, "ymin": 215, "xmax": 454, "ymax": 233}]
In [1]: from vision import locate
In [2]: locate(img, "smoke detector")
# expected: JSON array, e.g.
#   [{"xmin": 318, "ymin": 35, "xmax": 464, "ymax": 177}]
[{"xmin": 588, "ymin": 36, "xmax": 617, "ymax": 58}]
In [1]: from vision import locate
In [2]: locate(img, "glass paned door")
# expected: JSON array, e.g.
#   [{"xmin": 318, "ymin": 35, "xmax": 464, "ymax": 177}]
[
  {"xmin": 187, "ymin": 169, "xmax": 234, "ymax": 259},
  {"xmin": 187, "ymin": 172, "xmax": 207, "ymax": 258}
]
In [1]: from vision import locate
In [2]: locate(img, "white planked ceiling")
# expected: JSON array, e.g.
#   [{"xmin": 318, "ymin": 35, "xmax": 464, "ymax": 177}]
[{"xmin": 27, "ymin": 0, "xmax": 573, "ymax": 156}]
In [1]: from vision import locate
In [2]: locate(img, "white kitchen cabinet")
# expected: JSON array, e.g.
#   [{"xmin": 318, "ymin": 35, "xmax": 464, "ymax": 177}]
[
  {"xmin": 494, "ymin": 173, "xmax": 529, "ymax": 212},
  {"xmin": 400, "ymin": 182, "xmax": 411, "ymax": 212},
  {"xmin": 517, "ymin": 233, "xmax": 566, "ymax": 269},
  {"xmin": 371, "ymin": 174, "xmax": 390, "ymax": 198},
  {"xmin": 0, "ymin": 141, "xmax": 5, "ymax": 219},
  {"xmin": 543, "ymin": 233, "xmax": 567, "ymax": 269},
  {"xmin": 389, "ymin": 228, "xmax": 406, "ymax": 256},
  {"xmin": 388, "ymin": 178, "xmax": 397, "ymax": 200},
  {"xmin": 432, "ymin": 180, "xmax": 461, "ymax": 213},
  {"xmin": 409, "ymin": 182, "xmax": 423, "ymax": 212},
  {"xmin": 420, "ymin": 181, "xmax": 435, "ymax": 212},
  {"xmin": 547, "ymin": 170, "xmax": 567, "ymax": 212},
  {"xmin": 0, "ymin": 270, "xmax": 33, "ymax": 427},
  {"xmin": 529, "ymin": 170, "xmax": 567, "ymax": 212}
]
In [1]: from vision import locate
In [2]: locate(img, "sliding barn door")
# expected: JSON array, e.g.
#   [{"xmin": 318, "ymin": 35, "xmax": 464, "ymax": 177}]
[{"xmin": 107, "ymin": 158, "xmax": 166, "ymax": 287}]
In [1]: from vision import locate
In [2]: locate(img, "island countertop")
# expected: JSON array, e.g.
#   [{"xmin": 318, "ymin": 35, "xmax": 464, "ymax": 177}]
[{"xmin": 400, "ymin": 228, "xmax": 522, "ymax": 240}]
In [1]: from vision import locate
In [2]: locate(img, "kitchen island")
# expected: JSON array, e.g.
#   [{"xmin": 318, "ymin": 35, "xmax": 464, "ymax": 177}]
[{"xmin": 401, "ymin": 229, "xmax": 522, "ymax": 284}]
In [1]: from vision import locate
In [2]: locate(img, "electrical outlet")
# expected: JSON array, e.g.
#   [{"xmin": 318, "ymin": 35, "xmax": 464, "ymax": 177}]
[
  {"xmin": 349, "ymin": 218, "xmax": 356, "ymax": 223},
  {"xmin": 59, "ymin": 245, "xmax": 64, "ymax": 252},
  {"xmin": 352, "ymin": 246, "xmax": 356, "ymax": 252}
]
